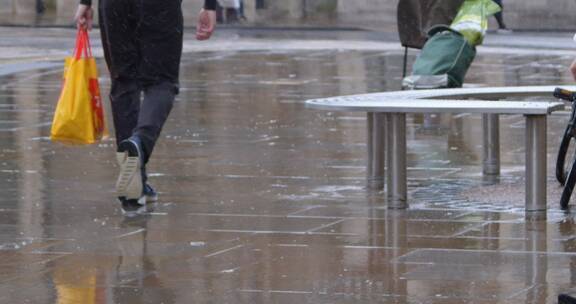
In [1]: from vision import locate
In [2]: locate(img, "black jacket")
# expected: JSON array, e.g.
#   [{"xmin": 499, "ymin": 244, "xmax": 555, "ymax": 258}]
[
  {"xmin": 80, "ymin": 0, "xmax": 217, "ymax": 10},
  {"xmin": 397, "ymin": 0, "xmax": 464, "ymax": 49}
]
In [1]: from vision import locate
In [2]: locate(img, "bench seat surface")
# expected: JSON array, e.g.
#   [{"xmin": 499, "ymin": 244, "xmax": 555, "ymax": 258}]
[
  {"xmin": 306, "ymin": 86, "xmax": 571, "ymax": 115},
  {"xmin": 306, "ymin": 98, "xmax": 564, "ymax": 115}
]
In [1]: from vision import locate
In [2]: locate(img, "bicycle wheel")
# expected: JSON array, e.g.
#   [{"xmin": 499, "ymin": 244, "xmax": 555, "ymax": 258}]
[
  {"xmin": 560, "ymin": 156, "xmax": 576, "ymax": 209},
  {"xmin": 556, "ymin": 125, "xmax": 574, "ymax": 185}
]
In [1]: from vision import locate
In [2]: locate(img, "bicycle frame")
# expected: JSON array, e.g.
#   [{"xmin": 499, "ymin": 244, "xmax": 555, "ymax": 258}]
[{"xmin": 554, "ymin": 88, "xmax": 576, "ymax": 209}]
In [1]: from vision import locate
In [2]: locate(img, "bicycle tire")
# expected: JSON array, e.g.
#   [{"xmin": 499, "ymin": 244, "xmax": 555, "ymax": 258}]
[
  {"xmin": 556, "ymin": 125, "xmax": 574, "ymax": 185},
  {"xmin": 560, "ymin": 156, "xmax": 576, "ymax": 209}
]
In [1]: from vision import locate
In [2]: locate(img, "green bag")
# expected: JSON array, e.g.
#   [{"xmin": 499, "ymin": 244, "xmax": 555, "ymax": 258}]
[{"xmin": 403, "ymin": 25, "xmax": 476, "ymax": 89}]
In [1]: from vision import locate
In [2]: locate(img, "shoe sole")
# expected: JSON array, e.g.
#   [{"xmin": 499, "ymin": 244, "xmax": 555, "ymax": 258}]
[{"xmin": 116, "ymin": 140, "xmax": 143, "ymax": 200}]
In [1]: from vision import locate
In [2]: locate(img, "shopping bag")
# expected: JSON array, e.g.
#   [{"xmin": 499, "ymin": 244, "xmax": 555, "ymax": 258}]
[
  {"xmin": 450, "ymin": 0, "xmax": 501, "ymax": 46},
  {"xmin": 50, "ymin": 29, "xmax": 107, "ymax": 145}
]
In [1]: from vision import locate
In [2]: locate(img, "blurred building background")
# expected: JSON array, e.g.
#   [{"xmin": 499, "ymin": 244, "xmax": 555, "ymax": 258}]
[{"xmin": 0, "ymin": 0, "xmax": 574, "ymax": 31}]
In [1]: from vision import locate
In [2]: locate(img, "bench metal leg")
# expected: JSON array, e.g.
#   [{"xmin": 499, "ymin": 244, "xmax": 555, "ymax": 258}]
[
  {"xmin": 525, "ymin": 114, "xmax": 547, "ymax": 221},
  {"xmin": 482, "ymin": 114, "xmax": 500, "ymax": 176},
  {"xmin": 367, "ymin": 113, "xmax": 386, "ymax": 190},
  {"xmin": 386, "ymin": 113, "xmax": 408, "ymax": 209}
]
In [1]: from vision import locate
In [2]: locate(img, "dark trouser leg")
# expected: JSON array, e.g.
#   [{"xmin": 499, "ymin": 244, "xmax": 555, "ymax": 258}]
[
  {"xmin": 135, "ymin": 0, "xmax": 183, "ymax": 164},
  {"xmin": 225, "ymin": 8, "xmax": 239, "ymax": 23},
  {"xmin": 494, "ymin": 12, "xmax": 506, "ymax": 29},
  {"xmin": 239, "ymin": 0, "xmax": 246, "ymax": 18},
  {"xmin": 99, "ymin": 0, "xmax": 141, "ymax": 147},
  {"xmin": 134, "ymin": 84, "xmax": 175, "ymax": 165},
  {"xmin": 560, "ymin": 294, "xmax": 576, "ymax": 304},
  {"xmin": 493, "ymin": 0, "xmax": 506, "ymax": 29},
  {"xmin": 36, "ymin": 0, "xmax": 45, "ymax": 14},
  {"xmin": 110, "ymin": 80, "xmax": 141, "ymax": 146},
  {"xmin": 216, "ymin": 3, "xmax": 224, "ymax": 23}
]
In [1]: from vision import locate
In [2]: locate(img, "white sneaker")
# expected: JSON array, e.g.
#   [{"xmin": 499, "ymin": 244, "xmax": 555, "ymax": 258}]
[{"xmin": 116, "ymin": 137, "xmax": 144, "ymax": 200}]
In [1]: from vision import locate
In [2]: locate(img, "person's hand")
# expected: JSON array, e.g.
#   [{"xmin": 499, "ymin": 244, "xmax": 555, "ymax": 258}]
[
  {"xmin": 571, "ymin": 59, "xmax": 576, "ymax": 82},
  {"xmin": 196, "ymin": 9, "xmax": 216, "ymax": 41},
  {"xmin": 74, "ymin": 4, "xmax": 93, "ymax": 30}
]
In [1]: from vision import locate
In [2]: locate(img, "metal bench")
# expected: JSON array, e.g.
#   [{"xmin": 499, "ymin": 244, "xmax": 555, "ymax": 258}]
[{"xmin": 306, "ymin": 86, "xmax": 568, "ymax": 220}]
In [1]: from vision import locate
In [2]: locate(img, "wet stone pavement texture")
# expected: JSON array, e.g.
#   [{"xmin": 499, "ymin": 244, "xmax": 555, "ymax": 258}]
[{"xmin": 2, "ymin": 28, "xmax": 576, "ymax": 303}]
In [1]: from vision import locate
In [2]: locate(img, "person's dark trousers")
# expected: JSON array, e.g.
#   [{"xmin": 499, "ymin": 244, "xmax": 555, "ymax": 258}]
[
  {"xmin": 36, "ymin": 0, "xmax": 45, "ymax": 14},
  {"xmin": 99, "ymin": 0, "xmax": 182, "ymax": 165},
  {"xmin": 492, "ymin": 0, "xmax": 507, "ymax": 29},
  {"xmin": 216, "ymin": 3, "xmax": 224, "ymax": 23},
  {"xmin": 560, "ymin": 293, "xmax": 576, "ymax": 304},
  {"xmin": 239, "ymin": 0, "xmax": 246, "ymax": 19},
  {"xmin": 225, "ymin": 8, "xmax": 240, "ymax": 23}
]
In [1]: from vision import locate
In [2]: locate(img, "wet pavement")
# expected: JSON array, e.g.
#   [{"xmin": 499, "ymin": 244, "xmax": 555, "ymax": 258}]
[{"xmin": 1, "ymin": 27, "xmax": 576, "ymax": 303}]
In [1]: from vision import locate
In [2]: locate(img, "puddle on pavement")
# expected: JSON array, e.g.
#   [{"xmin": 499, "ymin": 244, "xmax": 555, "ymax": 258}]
[{"xmin": 0, "ymin": 49, "xmax": 576, "ymax": 303}]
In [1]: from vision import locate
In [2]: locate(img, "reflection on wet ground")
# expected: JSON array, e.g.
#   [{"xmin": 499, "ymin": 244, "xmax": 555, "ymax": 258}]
[{"xmin": 1, "ymin": 47, "xmax": 576, "ymax": 303}]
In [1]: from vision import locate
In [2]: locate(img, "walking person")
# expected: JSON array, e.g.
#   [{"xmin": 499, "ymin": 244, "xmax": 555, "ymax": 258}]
[
  {"xmin": 73, "ymin": 0, "xmax": 217, "ymax": 214},
  {"xmin": 219, "ymin": 0, "xmax": 241, "ymax": 23},
  {"xmin": 492, "ymin": 0, "xmax": 511, "ymax": 33},
  {"xmin": 36, "ymin": 0, "xmax": 45, "ymax": 14},
  {"xmin": 239, "ymin": 0, "xmax": 248, "ymax": 21}
]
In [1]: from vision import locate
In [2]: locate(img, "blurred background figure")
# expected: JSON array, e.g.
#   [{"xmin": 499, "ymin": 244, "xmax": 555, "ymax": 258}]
[
  {"xmin": 492, "ymin": 0, "xmax": 511, "ymax": 33},
  {"xmin": 36, "ymin": 0, "xmax": 45, "ymax": 14},
  {"xmin": 218, "ymin": 0, "xmax": 245, "ymax": 23},
  {"xmin": 239, "ymin": 0, "xmax": 247, "ymax": 21}
]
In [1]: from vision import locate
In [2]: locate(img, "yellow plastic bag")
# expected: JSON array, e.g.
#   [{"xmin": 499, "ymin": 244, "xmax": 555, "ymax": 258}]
[{"xmin": 50, "ymin": 29, "xmax": 107, "ymax": 145}]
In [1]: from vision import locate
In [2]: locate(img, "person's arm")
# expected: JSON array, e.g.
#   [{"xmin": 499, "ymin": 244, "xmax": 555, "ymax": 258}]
[
  {"xmin": 197, "ymin": 0, "xmax": 217, "ymax": 41},
  {"xmin": 74, "ymin": 0, "xmax": 93, "ymax": 30}
]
